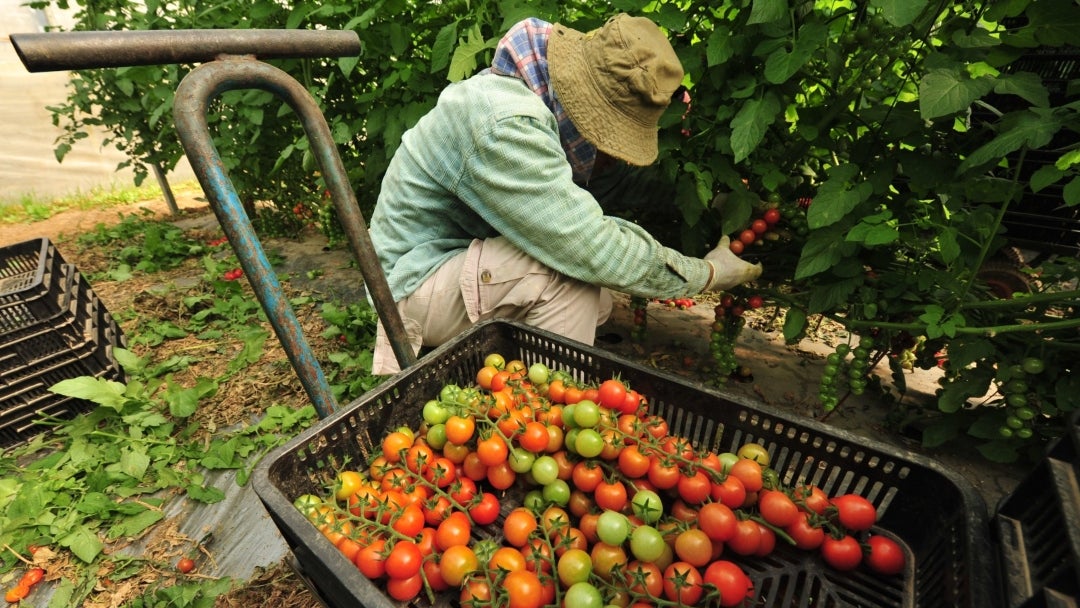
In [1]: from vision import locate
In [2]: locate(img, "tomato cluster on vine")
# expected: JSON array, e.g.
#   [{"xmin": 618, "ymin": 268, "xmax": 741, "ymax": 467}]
[
  {"xmin": 709, "ymin": 292, "xmax": 764, "ymax": 385},
  {"xmin": 293, "ymin": 357, "xmax": 907, "ymax": 607}
]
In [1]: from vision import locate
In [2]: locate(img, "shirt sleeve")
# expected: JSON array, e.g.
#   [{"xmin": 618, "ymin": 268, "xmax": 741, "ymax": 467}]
[{"xmin": 453, "ymin": 113, "xmax": 711, "ymax": 298}]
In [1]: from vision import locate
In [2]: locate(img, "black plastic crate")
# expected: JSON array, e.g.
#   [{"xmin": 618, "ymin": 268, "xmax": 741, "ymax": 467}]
[
  {"xmin": 253, "ymin": 320, "xmax": 998, "ymax": 608},
  {"xmin": 995, "ymin": 414, "xmax": 1080, "ymax": 608},
  {"xmin": 0, "ymin": 238, "xmax": 71, "ymax": 333},
  {"xmin": 0, "ymin": 239, "xmax": 127, "ymax": 448}
]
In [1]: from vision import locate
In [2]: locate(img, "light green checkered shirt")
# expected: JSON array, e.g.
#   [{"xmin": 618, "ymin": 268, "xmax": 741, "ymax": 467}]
[{"xmin": 368, "ymin": 73, "xmax": 712, "ymax": 302}]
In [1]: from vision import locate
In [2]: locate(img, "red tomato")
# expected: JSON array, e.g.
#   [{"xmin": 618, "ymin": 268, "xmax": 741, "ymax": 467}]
[
  {"xmin": 728, "ymin": 459, "xmax": 763, "ymax": 493},
  {"xmin": 597, "ymin": 378, "xmax": 629, "ymax": 410},
  {"xmin": 177, "ymin": 557, "xmax": 195, "ymax": 573},
  {"xmin": 821, "ymin": 534, "xmax": 863, "ymax": 571},
  {"xmin": 703, "ymin": 560, "xmax": 753, "ymax": 607},
  {"xmin": 712, "ymin": 475, "xmax": 747, "ymax": 509},
  {"xmin": 435, "ymin": 512, "xmax": 472, "ymax": 550},
  {"xmin": 698, "ymin": 502, "xmax": 737, "ymax": 542},
  {"xmin": 726, "ymin": 519, "xmax": 762, "ymax": 556},
  {"xmin": 674, "ymin": 528, "xmax": 713, "ymax": 567},
  {"xmin": 572, "ymin": 461, "xmax": 604, "ymax": 493},
  {"xmin": 663, "ymin": 562, "xmax": 704, "ymax": 605},
  {"xmin": 739, "ymin": 229, "xmax": 757, "ymax": 245},
  {"xmin": 384, "ymin": 540, "xmax": 422, "ymax": 579},
  {"xmin": 622, "ymin": 560, "xmax": 663, "ymax": 597},
  {"xmin": 729, "ymin": 239, "xmax": 745, "ymax": 255},
  {"xmin": 354, "ymin": 538, "xmax": 387, "ymax": 579},
  {"xmin": 594, "ymin": 480, "xmax": 628, "ymax": 512},
  {"xmin": 866, "ymin": 535, "xmax": 906, "ymax": 576},
  {"xmin": 831, "ymin": 494, "xmax": 877, "ymax": 531},
  {"xmin": 786, "ymin": 511, "xmax": 826, "ymax": 550},
  {"xmin": 751, "ymin": 219, "xmax": 768, "ymax": 235},
  {"xmin": 677, "ymin": 470, "xmax": 712, "ymax": 505},
  {"xmin": 504, "ymin": 569, "xmax": 544, "ymax": 608},
  {"xmin": 793, "ymin": 484, "xmax": 830, "ymax": 515},
  {"xmin": 618, "ymin": 444, "xmax": 652, "ymax": 479},
  {"xmin": 758, "ymin": 490, "xmax": 799, "ymax": 528},
  {"xmin": 386, "ymin": 572, "xmax": 423, "ymax": 601},
  {"xmin": 469, "ymin": 492, "xmax": 501, "ymax": 525},
  {"xmin": 763, "ymin": 208, "xmax": 781, "ymax": 225}
]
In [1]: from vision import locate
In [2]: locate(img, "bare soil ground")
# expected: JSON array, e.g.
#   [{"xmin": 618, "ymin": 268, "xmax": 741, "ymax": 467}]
[{"xmin": 1, "ymin": 193, "xmax": 1029, "ymax": 606}]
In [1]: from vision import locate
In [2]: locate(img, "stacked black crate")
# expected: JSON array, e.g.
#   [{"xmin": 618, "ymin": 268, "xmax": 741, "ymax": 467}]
[{"xmin": 0, "ymin": 238, "xmax": 126, "ymax": 447}]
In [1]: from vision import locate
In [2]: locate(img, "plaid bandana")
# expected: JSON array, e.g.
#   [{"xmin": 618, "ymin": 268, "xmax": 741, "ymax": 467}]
[{"xmin": 486, "ymin": 18, "xmax": 597, "ymax": 183}]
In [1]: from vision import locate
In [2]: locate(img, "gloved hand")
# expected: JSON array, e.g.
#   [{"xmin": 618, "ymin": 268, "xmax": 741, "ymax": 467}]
[{"xmin": 703, "ymin": 236, "xmax": 763, "ymax": 291}]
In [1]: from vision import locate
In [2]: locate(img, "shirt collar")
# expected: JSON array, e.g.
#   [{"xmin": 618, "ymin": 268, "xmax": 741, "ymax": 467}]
[{"xmin": 487, "ymin": 18, "xmax": 597, "ymax": 183}]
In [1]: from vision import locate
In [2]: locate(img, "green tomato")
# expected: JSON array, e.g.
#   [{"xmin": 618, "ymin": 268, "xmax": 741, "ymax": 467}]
[
  {"xmin": 528, "ymin": 363, "xmax": 551, "ymax": 386},
  {"xmin": 509, "ymin": 448, "xmax": 536, "ymax": 474},
  {"xmin": 542, "ymin": 479, "xmax": 571, "ymax": 506},
  {"xmin": 562, "ymin": 404, "xmax": 579, "ymax": 429},
  {"xmin": 422, "ymin": 399, "xmax": 451, "ymax": 425},
  {"xmin": 629, "ymin": 525, "xmax": 666, "ymax": 562},
  {"xmin": 531, "ymin": 455, "xmax": 560, "ymax": 486},
  {"xmin": 573, "ymin": 400, "xmax": 602, "ymax": 428},
  {"xmin": 596, "ymin": 510, "xmax": 631, "ymax": 546},
  {"xmin": 1021, "ymin": 357, "xmax": 1046, "ymax": 374},
  {"xmin": 557, "ymin": 549, "xmax": 593, "ymax": 586},
  {"xmin": 293, "ymin": 494, "xmax": 322, "ymax": 516},
  {"xmin": 426, "ymin": 424, "xmax": 447, "ymax": 450},
  {"xmin": 524, "ymin": 489, "xmax": 545, "ymax": 512},
  {"xmin": 439, "ymin": 384, "xmax": 460, "ymax": 403},
  {"xmin": 563, "ymin": 582, "xmax": 604, "ymax": 608},
  {"xmin": 717, "ymin": 452, "xmax": 739, "ymax": 473},
  {"xmin": 631, "ymin": 490, "xmax": 664, "ymax": 524},
  {"xmin": 574, "ymin": 428, "xmax": 605, "ymax": 458}
]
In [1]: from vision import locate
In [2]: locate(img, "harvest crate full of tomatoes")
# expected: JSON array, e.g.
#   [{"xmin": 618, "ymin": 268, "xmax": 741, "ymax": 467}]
[{"xmin": 253, "ymin": 321, "xmax": 997, "ymax": 608}]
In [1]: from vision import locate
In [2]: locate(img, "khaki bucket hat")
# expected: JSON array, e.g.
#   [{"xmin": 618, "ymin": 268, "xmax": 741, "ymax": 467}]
[{"xmin": 548, "ymin": 13, "xmax": 684, "ymax": 166}]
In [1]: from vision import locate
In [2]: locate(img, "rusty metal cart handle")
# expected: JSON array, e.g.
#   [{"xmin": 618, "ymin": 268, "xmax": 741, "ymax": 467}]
[
  {"xmin": 10, "ymin": 29, "xmax": 361, "ymax": 72},
  {"xmin": 10, "ymin": 30, "xmax": 419, "ymax": 418}
]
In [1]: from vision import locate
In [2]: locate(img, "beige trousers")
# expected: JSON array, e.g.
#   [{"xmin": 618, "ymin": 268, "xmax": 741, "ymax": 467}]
[{"xmin": 372, "ymin": 236, "xmax": 612, "ymax": 375}]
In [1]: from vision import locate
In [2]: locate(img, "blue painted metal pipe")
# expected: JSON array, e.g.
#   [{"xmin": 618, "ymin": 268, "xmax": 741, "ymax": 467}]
[{"xmin": 173, "ymin": 52, "xmax": 417, "ymax": 418}]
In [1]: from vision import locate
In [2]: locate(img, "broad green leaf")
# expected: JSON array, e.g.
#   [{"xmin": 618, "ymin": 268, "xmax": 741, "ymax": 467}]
[
  {"xmin": 1030, "ymin": 163, "xmax": 1065, "ymax": 192},
  {"xmin": 976, "ymin": 441, "xmax": 1020, "ymax": 463},
  {"xmin": 730, "ymin": 93, "xmax": 780, "ymax": 163},
  {"xmin": 918, "ymin": 68, "xmax": 994, "ymax": 120},
  {"xmin": 107, "ymin": 509, "xmax": 164, "ymax": 539},
  {"xmin": 431, "ymin": 22, "xmax": 458, "ymax": 73},
  {"xmin": 338, "ymin": 55, "xmax": 359, "ymax": 78},
  {"xmin": 187, "ymin": 483, "xmax": 226, "ymax": 503},
  {"xmin": 958, "ymin": 110, "xmax": 1063, "ymax": 173},
  {"xmin": 846, "ymin": 221, "xmax": 898, "ymax": 246},
  {"xmin": 937, "ymin": 226, "xmax": 961, "ymax": 263},
  {"xmin": 50, "ymin": 377, "xmax": 127, "ymax": 411},
  {"xmin": 166, "ymin": 376, "xmax": 218, "ymax": 418},
  {"xmin": 921, "ymin": 418, "xmax": 961, "ymax": 447},
  {"xmin": 763, "ymin": 23, "xmax": 827, "ymax": 84},
  {"xmin": 747, "ymin": 0, "xmax": 786, "ymax": 24},
  {"xmin": 807, "ymin": 278, "xmax": 858, "ymax": 314},
  {"xmin": 113, "ymin": 348, "xmax": 146, "ymax": 375},
  {"xmin": 706, "ymin": 26, "xmax": 733, "ymax": 67},
  {"xmin": 1064, "ymin": 176, "xmax": 1080, "ymax": 206},
  {"xmin": 993, "ymin": 72, "xmax": 1050, "ymax": 108},
  {"xmin": 389, "ymin": 22, "xmax": 407, "ymax": 56},
  {"xmin": 1026, "ymin": 0, "xmax": 1080, "ymax": 46},
  {"xmin": 782, "ymin": 307, "xmax": 806, "ymax": 344},
  {"xmin": 1057, "ymin": 149, "xmax": 1080, "ymax": 170},
  {"xmin": 951, "ymin": 27, "xmax": 1001, "ymax": 49},
  {"xmin": 794, "ymin": 225, "xmax": 850, "ymax": 280},
  {"xmin": 119, "ymin": 448, "xmax": 150, "ymax": 479},
  {"xmin": 59, "ymin": 526, "xmax": 103, "ymax": 563},
  {"xmin": 871, "ymin": 0, "xmax": 928, "ymax": 27}
]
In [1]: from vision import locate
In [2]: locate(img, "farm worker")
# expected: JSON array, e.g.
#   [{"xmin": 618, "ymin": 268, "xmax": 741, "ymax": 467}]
[{"xmin": 368, "ymin": 14, "xmax": 762, "ymax": 374}]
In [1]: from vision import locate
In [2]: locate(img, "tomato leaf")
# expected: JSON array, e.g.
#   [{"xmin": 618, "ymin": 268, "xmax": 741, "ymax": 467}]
[
  {"xmin": 747, "ymin": 0, "xmax": 786, "ymax": 24},
  {"xmin": 870, "ymin": 0, "xmax": 929, "ymax": 27},
  {"xmin": 59, "ymin": 526, "xmax": 103, "ymax": 563},
  {"xmin": 730, "ymin": 93, "xmax": 780, "ymax": 163},
  {"xmin": 781, "ymin": 307, "xmax": 806, "ymax": 344},
  {"xmin": 706, "ymin": 25, "xmax": 734, "ymax": 67},
  {"xmin": 763, "ymin": 22, "xmax": 828, "ymax": 84},
  {"xmin": 918, "ymin": 68, "xmax": 994, "ymax": 120},
  {"xmin": 957, "ymin": 109, "xmax": 1063, "ymax": 173},
  {"xmin": 49, "ymin": 377, "xmax": 128, "ymax": 411}
]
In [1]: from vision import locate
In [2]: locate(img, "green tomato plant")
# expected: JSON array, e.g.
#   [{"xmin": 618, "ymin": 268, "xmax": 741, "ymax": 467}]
[
  {"xmin": 35, "ymin": 0, "xmax": 1079, "ymax": 461},
  {"xmin": 644, "ymin": 0, "xmax": 1080, "ymax": 462}
]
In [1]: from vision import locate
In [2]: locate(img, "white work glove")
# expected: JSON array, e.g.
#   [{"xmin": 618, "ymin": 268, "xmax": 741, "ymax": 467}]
[{"xmin": 702, "ymin": 237, "xmax": 763, "ymax": 292}]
